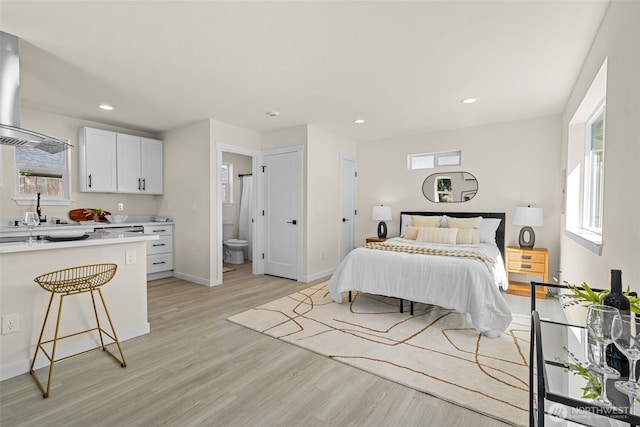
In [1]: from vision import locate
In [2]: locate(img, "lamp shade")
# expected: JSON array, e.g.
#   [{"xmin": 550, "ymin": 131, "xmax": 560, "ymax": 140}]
[
  {"xmin": 513, "ymin": 206, "xmax": 544, "ymax": 227},
  {"xmin": 372, "ymin": 205, "xmax": 392, "ymax": 221}
]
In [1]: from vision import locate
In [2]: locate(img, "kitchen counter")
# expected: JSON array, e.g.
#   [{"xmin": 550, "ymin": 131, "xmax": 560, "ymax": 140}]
[
  {"xmin": 0, "ymin": 228, "xmax": 153, "ymax": 381},
  {"xmin": 0, "ymin": 219, "xmax": 174, "ymax": 239},
  {"xmin": 0, "ymin": 229, "xmax": 159, "ymax": 254}
]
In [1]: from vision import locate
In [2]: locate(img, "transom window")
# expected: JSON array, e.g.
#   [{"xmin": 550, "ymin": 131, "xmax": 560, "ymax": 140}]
[{"xmin": 408, "ymin": 150, "xmax": 461, "ymax": 170}]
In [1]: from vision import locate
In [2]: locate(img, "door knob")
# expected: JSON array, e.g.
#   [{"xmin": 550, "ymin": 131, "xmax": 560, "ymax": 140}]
[
  {"xmin": 342, "ymin": 218, "xmax": 350, "ymax": 222},
  {"xmin": 286, "ymin": 220, "xmax": 297, "ymax": 225}
]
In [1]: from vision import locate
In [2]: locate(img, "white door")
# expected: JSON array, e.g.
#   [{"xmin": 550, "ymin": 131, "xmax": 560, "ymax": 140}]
[
  {"xmin": 339, "ymin": 156, "xmax": 357, "ymax": 262},
  {"xmin": 263, "ymin": 148, "xmax": 301, "ymax": 280}
]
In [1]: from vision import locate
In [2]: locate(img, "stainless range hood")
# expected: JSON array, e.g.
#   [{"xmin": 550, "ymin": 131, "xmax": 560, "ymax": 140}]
[{"xmin": 0, "ymin": 31, "xmax": 71, "ymax": 154}]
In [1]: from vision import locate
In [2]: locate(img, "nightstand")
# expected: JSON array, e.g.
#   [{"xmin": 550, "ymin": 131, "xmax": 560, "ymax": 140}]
[
  {"xmin": 505, "ymin": 246, "xmax": 548, "ymax": 298},
  {"xmin": 366, "ymin": 237, "xmax": 387, "ymax": 243}
]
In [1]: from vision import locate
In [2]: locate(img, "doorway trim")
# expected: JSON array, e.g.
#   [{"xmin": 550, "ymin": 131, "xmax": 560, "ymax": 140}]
[{"xmin": 216, "ymin": 142, "xmax": 260, "ymax": 285}]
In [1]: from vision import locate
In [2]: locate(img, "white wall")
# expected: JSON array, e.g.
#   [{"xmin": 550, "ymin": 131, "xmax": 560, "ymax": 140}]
[
  {"xmin": 0, "ymin": 109, "xmax": 161, "ymax": 222},
  {"xmin": 560, "ymin": 1, "xmax": 640, "ymax": 289},
  {"xmin": 356, "ymin": 116, "xmax": 563, "ymax": 277},
  {"xmin": 306, "ymin": 125, "xmax": 357, "ymax": 279},
  {"xmin": 162, "ymin": 119, "xmax": 260, "ymax": 285}
]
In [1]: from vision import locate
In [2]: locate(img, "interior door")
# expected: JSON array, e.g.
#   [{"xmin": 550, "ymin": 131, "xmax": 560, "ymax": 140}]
[
  {"xmin": 339, "ymin": 156, "xmax": 357, "ymax": 262},
  {"xmin": 263, "ymin": 148, "xmax": 301, "ymax": 280}
]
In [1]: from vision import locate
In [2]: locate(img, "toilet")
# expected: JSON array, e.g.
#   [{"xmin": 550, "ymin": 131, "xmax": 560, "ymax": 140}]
[{"xmin": 223, "ymin": 222, "xmax": 249, "ymax": 264}]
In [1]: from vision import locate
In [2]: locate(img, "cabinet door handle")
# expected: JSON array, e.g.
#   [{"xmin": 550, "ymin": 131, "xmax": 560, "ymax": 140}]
[
  {"xmin": 138, "ymin": 178, "xmax": 141, "ymax": 190},
  {"xmin": 142, "ymin": 178, "xmax": 146, "ymax": 191},
  {"xmin": 152, "ymin": 229, "xmax": 166, "ymax": 233},
  {"xmin": 88, "ymin": 174, "xmax": 92, "ymax": 188},
  {"xmin": 520, "ymin": 264, "xmax": 532, "ymax": 269},
  {"xmin": 152, "ymin": 243, "xmax": 166, "ymax": 247},
  {"xmin": 153, "ymin": 261, "xmax": 166, "ymax": 265},
  {"xmin": 521, "ymin": 255, "xmax": 532, "ymax": 260}
]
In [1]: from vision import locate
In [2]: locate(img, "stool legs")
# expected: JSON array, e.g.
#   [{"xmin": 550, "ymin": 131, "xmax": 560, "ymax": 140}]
[{"xmin": 30, "ymin": 288, "xmax": 126, "ymax": 398}]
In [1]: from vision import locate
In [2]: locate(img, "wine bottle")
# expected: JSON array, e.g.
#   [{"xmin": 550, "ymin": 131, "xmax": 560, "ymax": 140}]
[{"xmin": 603, "ymin": 269, "xmax": 630, "ymax": 377}]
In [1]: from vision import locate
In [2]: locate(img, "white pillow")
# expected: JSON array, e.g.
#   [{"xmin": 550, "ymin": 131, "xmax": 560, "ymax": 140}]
[
  {"xmin": 416, "ymin": 227, "xmax": 458, "ymax": 245},
  {"xmin": 479, "ymin": 218, "xmax": 502, "ymax": 246},
  {"xmin": 400, "ymin": 214, "xmax": 412, "ymax": 237}
]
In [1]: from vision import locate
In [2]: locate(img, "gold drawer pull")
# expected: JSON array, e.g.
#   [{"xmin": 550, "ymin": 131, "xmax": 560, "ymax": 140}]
[
  {"xmin": 520, "ymin": 264, "xmax": 531, "ymax": 269},
  {"xmin": 521, "ymin": 255, "xmax": 532, "ymax": 260}
]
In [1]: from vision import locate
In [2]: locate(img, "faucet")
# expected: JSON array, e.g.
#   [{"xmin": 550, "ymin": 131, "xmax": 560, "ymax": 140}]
[{"xmin": 36, "ymin": 192, "xmax": 46, "ymax": 223}]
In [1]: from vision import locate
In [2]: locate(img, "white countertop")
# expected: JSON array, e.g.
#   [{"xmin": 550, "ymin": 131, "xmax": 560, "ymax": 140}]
[
  {"xmin": 0, "ymin": 220, "xmax": 174, "ymax": 238},
  {"xmin": 0, "ymin": 229, "xmax": 159, "ymax": 254}
]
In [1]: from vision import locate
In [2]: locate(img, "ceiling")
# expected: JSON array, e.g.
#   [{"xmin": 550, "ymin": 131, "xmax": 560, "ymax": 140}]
[{"xmin": 0, "ymin": 1, "xmax": 610, "ymax": 142}]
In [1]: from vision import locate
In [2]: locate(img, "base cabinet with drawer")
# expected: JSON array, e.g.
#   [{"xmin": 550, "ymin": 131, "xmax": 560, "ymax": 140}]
[
  {"xmin": 505, "ymin": 246, "xmax": 548, "ymax": 298},
  {"xmin": 144, "ymin": 224, "xmax": 173, "ymax": 280}
]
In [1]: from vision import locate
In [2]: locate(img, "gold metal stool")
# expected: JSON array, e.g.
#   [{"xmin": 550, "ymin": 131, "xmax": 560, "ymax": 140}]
[{"xmin": 30, "ymin": 263, "xmax": 127, "ymax": 398}]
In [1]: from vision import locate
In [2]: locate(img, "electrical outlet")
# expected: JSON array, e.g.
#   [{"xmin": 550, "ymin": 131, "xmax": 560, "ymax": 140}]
[
  {"xmin": 117, "ymin": 203, "xmax": 124, "ymax": 211},
  {"xmin": 125, "ymin": 250, "xmax": 136, "ymax": 265},
  {"xmin": 2, "ymin": 314, "xmax": 19, "ymax": 334}
]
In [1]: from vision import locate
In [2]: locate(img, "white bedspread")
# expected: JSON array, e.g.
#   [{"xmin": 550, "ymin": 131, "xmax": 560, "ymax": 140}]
[{"xmin": 327, "ymin": 237, "xmax": 512, "ymax": 337}]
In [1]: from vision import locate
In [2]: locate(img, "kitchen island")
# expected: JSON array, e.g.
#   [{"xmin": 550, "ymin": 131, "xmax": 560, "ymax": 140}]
[{"xmin": 0, "ymin": 230, "xmax": 158, "ymax": 381}]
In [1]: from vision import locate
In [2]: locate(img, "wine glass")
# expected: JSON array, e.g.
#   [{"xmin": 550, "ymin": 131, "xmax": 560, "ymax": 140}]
[
  {"xmin": 586, "ymin": 304, "xmax": 621, "ymax": 405},
  {"xmin": 612, "ymin": 313, "xmax": 640, "ymax": 396},
  {"xmin": 22, "ymin": 211, "xmax": 40, "ymax": 244}
]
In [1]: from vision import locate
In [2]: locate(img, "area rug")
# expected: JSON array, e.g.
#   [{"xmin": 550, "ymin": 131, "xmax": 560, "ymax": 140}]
[{"xmin": 228, "ymin": 282, "xmax": 529, "ymax": 426}]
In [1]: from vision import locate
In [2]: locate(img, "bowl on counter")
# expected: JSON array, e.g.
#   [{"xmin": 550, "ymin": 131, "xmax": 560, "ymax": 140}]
[{"xmin": 105, "ymin": 215, "xmax": 128, "ymax": 224}]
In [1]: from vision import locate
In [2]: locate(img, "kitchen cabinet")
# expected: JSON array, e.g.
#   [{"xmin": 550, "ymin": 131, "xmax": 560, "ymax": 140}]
[
  {"xmin": 78, "ymin": 127, "xmax": 163, "ymax": 194},
  {"xmin": 116, "ymin": 135, "xmax": 163, "ymax": 194},
  {"xmin": 144, "ymin": 224, "xmax": 173, "ymax": 279},
  {"xmin": 78, "ymin": 127, "xmax": 117, "ymax": 192}
]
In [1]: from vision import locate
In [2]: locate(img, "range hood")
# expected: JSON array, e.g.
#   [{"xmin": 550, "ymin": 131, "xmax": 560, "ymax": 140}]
[{"xmin": 0, "ymin": 31, "xmax": 71, "ymax": 154}]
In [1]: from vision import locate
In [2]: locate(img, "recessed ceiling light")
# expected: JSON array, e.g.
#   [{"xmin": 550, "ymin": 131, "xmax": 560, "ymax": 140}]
[
  {"xmin": 354, "ymin": 119, "xmax": 365, "ymax": 124},
  {"xmin": 461, "ymin": 98, "xmax": 477, "ymax": 104},
  {"xmin": 99, "ymin": 104, "xmax": 114, "ymax": 111}
]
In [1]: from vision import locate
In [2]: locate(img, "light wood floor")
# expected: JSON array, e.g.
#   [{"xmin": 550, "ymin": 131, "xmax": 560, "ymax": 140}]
[{"xmin": 0, "ymin": 263, "xmax": 557, "ymax": 426}]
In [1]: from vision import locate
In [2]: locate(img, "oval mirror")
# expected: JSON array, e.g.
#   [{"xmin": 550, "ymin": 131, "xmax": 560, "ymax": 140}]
[{"xmin": 422, "ymin": 172, "xmax": 478, "ymax": 203}]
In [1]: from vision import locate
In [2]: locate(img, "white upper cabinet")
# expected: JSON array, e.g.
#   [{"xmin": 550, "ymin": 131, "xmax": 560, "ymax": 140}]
[
  {"xmin": 78, "ymin": 127, "xmax": 117, "ymax": 192},
  {"xmin": 116, "ymin": 134, "xmax": 163, "ymax": 194},
  {"xmin": 140, "ymin": 138, "xmax": 163, "ymax": 194},
  {"xmin": 79, "ymin": 127, "xmax": 163, "ymax": 194}
]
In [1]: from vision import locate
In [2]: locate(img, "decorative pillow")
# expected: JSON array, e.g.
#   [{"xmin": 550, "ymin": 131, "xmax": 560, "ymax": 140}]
[
  {"xmin": 416, "ymin": 227, "xmax": 458, "ymax": 245},
  {"xmin": 445, "ymin": 216, "xmax": 482, "ymax": 229},
  {"xmin": 404, "ymin": 226, "xmax": 420, "ymax": 240},
  {"xmin": 411, "ymin": 215, "xmax": 442, "ymax": 228},
  {"xmin": 479, "ymin": 218, "xmax": 502, "ymax": 245},
  {"xmin": 456, "ymin": 228, "xmax": 481, "ymax": 244}
]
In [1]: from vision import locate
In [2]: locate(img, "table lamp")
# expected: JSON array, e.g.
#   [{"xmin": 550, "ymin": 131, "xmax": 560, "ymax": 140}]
[
  {"xmin": 513, "ymin": 206, "xmax": 544, "ymax": 249},
  {"xmin": 372, "ymin": 205, "xmax": 392, "ymax": 238}
]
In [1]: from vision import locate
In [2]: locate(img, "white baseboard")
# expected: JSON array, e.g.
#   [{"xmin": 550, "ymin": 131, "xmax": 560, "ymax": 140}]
[
  {"xmin": 172, "ymin": 271, "xmax": 222, "ymax": 287},
  {"xmin": 301, "ymin": 268, "xmax": 335, "ymax": 283},
  {"xmin": 0, "ymin": 322, "xmax": 150, "ymax": 382}
]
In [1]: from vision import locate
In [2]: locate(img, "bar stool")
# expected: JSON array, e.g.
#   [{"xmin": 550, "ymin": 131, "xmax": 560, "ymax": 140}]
[{"xmin": 30, "ymin": 263, "xmax": 127, "ymax": 398}]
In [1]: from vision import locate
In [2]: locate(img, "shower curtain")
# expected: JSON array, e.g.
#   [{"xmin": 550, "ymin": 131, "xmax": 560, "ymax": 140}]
[{"xmin": 238, "ymin": 175, "xmax": 253, "ymax": 260}]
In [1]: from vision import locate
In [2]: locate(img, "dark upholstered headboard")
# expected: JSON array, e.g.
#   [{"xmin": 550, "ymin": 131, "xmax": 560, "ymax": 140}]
[{"xmin": 399, "ymin": 211, "xmax": 506, "ymax": 260}]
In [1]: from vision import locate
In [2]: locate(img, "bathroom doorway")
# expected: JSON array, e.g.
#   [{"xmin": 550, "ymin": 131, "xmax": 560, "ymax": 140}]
[{"xmin": 217, "ymin": 143, "xmax": 259, "ymax": 284}]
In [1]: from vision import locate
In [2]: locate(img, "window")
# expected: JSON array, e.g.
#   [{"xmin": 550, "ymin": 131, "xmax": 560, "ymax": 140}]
[
  {"xmin": 15, "ymin": 142, "xmax": 71, "ymax": 205},
  {"xmin": 408, "ymin": 150, "xmax": 461, "ymax": 170},
  {"xmin": 221, "ymin": 162, "xmax": 233, "ymax": 205},
  {"xmin": 565, "ymin": 58, "xmax": 607, "ymax": 254},
  {"xmin": 584, "ymin": 103, "xmax": 605, "ymax": 232}
]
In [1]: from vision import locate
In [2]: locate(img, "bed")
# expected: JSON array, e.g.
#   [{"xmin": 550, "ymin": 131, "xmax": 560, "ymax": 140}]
[{"xmin": 327, "ymin": 211, "xmax": 512, "ymax": 337}]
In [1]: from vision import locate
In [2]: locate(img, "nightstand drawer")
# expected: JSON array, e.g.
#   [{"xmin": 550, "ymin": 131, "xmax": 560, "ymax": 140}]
[
  {"xmin": 507, "ymin": 260, "xmax": 546, "ymax": 274},
  {"xmin": 507, "ymin": 250, "xmax": 546, "ymax": 264}
]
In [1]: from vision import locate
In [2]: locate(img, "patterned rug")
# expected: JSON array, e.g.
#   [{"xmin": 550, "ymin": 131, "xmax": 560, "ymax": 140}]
[{"xmin": 228, "ymin": 282, "xmax": 529, "ymax": 426}]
